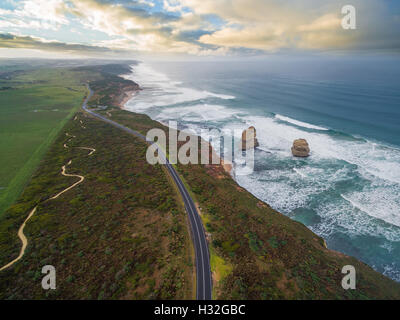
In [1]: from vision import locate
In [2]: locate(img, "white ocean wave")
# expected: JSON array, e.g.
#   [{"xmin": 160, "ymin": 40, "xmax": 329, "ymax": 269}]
[
  {"xmin": 124, "ymin": 63, "xmax": 236, "ymax": 111},
  {"xmin": 341, "ymin": 184, "xmax": 400, "ymax": 228},
  {"xmin": 158, "ymin": 104, "xmax": 240, "ymax": 122},
  {"xmin": 275, "ymin": 114, "xmax": 329, "ymax": 131},
  {"xmin": 243, "ymin": 115, "xmax": 400, "ymax": 185}
]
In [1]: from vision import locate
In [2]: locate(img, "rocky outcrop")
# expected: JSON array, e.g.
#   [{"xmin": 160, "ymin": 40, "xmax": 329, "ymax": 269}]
[
  {"xmin": 241, "ymin": 126, "xmax": 259, "ymax": 150},
  {"xmin": 291, "ymin": 139, "xmax": 310, "ymax": 157}
]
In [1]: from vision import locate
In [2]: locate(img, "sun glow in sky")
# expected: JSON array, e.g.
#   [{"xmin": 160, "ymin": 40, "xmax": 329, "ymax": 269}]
[{"xmin": 0, "ymin": 0, "xmax": 399, "ymax": 58}]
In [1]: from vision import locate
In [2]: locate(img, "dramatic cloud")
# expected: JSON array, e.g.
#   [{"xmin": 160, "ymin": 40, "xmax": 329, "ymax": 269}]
[
  {"xmin": 0, "ymin": 0, "xmax": 399, "ymax": 56},
  {"xmin": 193, "ymin": 0, "xmax": 400, "ymax": 52},
  {"xmin": 0, "ymin": 0, "xmax": 69, "ymax": 30},
  {"xmin": 0, "ymin": 33, "xmax": 121, "ymax": 55}
]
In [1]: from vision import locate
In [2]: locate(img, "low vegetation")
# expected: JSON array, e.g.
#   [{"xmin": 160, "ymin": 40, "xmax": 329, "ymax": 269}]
[
  {"xmin": 0, "ymin": 112, "xmax": 194, "ymax": 299},
  {"xmin": 78, "ymin": 63, "xmax": 140, "ymax": 108}
]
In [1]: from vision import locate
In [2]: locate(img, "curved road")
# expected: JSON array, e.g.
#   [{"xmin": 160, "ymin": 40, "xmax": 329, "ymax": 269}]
[{"xmin": 83, "ymin": 89, "xmax": 212, "ymax": 300}]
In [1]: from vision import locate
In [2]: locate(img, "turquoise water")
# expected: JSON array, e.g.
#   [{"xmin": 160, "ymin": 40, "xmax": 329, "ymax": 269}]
[{"xmin": 125, "ymin": 58, "xmax": 400, "ymax": 281}]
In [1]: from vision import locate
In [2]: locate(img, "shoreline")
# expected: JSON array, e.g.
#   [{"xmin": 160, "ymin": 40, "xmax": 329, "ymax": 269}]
[
  {"xmin": 120, "ymin": 69, "xmax": 234, "ymax": 176},
  {"xmin": 116, "ymin": 71, "xmax": 399, "ymax": 284},
  {"xmin": 113, "ymin": 99, "xmax": 400, "ymax": 289},
  {"xmin": 84, "ymin": 70, "xmax": 400, "ymax": 295},
  {"xmin": 117, "ymin": 80, "xmax": 348, "ymax": 267},
  {"xmin": 117, "ymin": 89, "xmax": 139, "ymax": 109}
]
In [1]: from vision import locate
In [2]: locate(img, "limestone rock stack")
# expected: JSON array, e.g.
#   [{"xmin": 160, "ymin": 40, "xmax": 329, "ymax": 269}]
[
  {"xmin": 291, "ymin": 139, "xmax": 310, "ymax": 157},
  {"xmin": 241, "ymin": 126, "xmax": 259, "ymax": 150}
]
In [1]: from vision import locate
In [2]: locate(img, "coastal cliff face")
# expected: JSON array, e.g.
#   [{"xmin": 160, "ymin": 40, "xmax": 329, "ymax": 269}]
[
  {"xmin": 241, "ymin": 126, "xmax": 260, "ymax": 150},
  {"xmin": 291, "ymin": 139, "xmax": 310, "ymax": 157},
  {"xmin": 80, "ymin": 64, "xmax": 140, "ymax": 109}
]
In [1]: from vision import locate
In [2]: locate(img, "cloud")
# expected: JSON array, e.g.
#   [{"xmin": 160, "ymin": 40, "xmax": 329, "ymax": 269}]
[
  {"xmin": 0, "ymin": 0, "xmax": 70, "ymax": 32},
  {"xmin": 19, "ymin": 0, "xmax": 69, "ymax": 24},
  {"xmin": 1, "ymin": 0, "xmax": 69, "ymax": 25},
  {"xmin": 185, "ymin": 0, "xmax": 400, "ymax": 53},
  {"xmin": 297, "ymin": 14, "xmax": 341, "ymax": 32},
  {"xmin": 65, "ymin": 0, "xmax": 198, "ymax": 52},
  {"xmin": 199, "ymin": 26, "xmax": 287, "ymax": 51},
  {"xmin": 0, "ymin": 0, "xmax": 399, "ymax": 56},
  {"xmin": 0, "ymin": 32, "xmax": 123, "ymax": 55}
]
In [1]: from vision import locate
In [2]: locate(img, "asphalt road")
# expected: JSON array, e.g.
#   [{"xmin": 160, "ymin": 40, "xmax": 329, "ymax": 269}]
[{"xmin": 82, "ymin": 90, "xmax": 212, "ymax": 300}]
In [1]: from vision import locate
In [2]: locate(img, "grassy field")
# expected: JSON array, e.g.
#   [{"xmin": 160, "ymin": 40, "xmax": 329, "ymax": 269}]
[{"xmin": 0, "ymin": 66, "xmax": 89, "ymax": 216}]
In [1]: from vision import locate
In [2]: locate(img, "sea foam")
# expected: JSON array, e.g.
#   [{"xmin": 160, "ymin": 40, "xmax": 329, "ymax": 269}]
[{"xmin": 125, "ymin": 63, "xmax": 236, "ymax": 111}]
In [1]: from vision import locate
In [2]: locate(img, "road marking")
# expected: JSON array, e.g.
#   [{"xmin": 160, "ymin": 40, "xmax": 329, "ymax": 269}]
[
  {"xmin": 168, "ymin": 164, "xmax": 209, "ymax": 299},
  {"xmin": 169, "ymin": 168, "xmax": 204, "ymax": 297}
]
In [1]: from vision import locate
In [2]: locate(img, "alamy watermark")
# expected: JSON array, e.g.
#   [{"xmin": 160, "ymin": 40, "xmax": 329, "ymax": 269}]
[
  {"xmin": 342, "ymin": 5, "xmax": 356, "ymax": 30},
  {"xmin": 341, "ymin": 265, "xmax": 356, "ymax": 290},
  {"xmin": 41, "ymin": 265, "xmax": 56, "ymax": 290}
]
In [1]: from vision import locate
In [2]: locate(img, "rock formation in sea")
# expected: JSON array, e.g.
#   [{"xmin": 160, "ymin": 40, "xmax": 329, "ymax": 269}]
[
  {"xmin": 291, "ymin": 139, "xmax": 310, "ymax": 157},
  {"xmin": 241, "ymin": 126, "xmax": 259, "ymax": 150}
]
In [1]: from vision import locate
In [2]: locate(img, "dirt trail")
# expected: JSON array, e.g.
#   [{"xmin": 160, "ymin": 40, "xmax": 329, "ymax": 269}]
[
  {"xmin": 0, "ymin": 124, "xmax": 95, "ymax": 271},
  {"xmin": 0, "ymin": 207, "xmax": 37, "ymax": 271}
]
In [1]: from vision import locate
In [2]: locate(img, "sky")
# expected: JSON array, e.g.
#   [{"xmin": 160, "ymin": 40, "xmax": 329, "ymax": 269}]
[{"xmin": 0, "ymin": 0, "xmax": 399, "ymax": 58}]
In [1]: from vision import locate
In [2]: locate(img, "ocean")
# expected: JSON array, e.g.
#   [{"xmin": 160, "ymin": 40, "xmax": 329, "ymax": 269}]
[{"xmin": 124, "ymin": 57, "xmax": 400, "ymax": 281}]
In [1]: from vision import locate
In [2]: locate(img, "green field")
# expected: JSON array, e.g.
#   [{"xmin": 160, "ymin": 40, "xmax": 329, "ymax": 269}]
[{"xmin": 0, "ymin": 67, "xmax": 88, "ymax": 215}]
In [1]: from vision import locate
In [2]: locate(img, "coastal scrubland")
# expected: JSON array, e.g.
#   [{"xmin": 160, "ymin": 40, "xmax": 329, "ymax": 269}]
[
  {"xmin": 76, "ymin": 63, "xmax": 139, "ymax": 108},
  {"xmin": 0, "ymin": 111, "xmax": 194, "ymax": 299}
]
